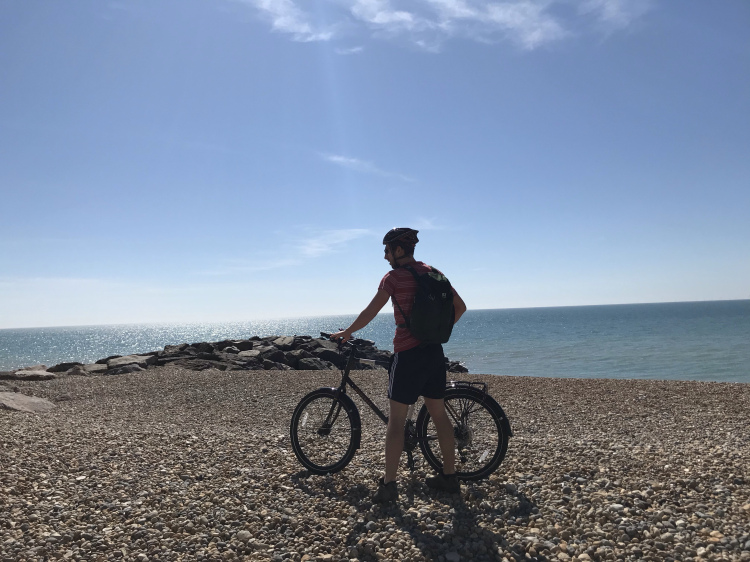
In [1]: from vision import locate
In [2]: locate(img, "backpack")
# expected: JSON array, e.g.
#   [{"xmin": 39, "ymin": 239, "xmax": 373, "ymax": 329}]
[{"xmin": 394, "ymin": 265, "xmax": 455, "ymax": 344}]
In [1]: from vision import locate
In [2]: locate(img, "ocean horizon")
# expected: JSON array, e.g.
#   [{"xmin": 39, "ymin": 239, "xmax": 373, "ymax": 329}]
[{"xmin": 1, "ymin": 300, "xmax": 748, "ymax": 383}]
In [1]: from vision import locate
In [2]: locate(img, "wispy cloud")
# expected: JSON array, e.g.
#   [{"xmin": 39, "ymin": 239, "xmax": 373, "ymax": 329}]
[
  {"xmin": 237, "ymin": 0, "xmax": 334, "ymax": 41},
  {"xmin": 580, "ymin": 0, "xmax": 653, "ymax": 30},
  {"xmin": 230, "ymin": 0, "xmax": 653, "ymax": 50},
  {"xmin": 335, "ymin": 46, "xmax": 365, "ymax": 55},
  {"xmin": 300, "ymin": 229, "xmax": 372, "ymax": 258},
  {"xmin": 322, "ymin": 153, "xmax": 415, "ymax": 182},
  {"xmin": 198, "ymin": 229, "xmax": 373, "ymax": 275}
]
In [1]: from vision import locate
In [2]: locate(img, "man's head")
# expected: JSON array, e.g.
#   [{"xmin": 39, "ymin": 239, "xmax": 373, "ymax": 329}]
[{"xmin": 383, "ymin": 228, "xmax": 419, "ymax": 268}]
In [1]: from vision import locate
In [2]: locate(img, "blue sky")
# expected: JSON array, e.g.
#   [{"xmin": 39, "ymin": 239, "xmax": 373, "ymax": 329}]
[{"xmin": 1, "ymin": 0, "xmax": 748, "ymax": 329}]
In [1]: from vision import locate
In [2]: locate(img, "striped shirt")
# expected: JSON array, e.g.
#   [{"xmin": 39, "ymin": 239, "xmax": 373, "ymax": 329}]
[{"xmin": 378, "ymin": 261, "xmax": 458, "ymax": 353}]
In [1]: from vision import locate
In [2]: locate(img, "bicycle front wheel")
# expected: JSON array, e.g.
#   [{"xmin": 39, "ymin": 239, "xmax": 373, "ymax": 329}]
[
  {"xmin": 416, "ymin": 387, "xmax": 509, "ymax": 481},
  {"xmin": 290, "ymin": 389, "xmax": 360, "ymax": 475}
]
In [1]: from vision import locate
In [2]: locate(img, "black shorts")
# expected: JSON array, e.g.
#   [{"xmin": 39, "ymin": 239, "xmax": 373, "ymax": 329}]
[{"xmin": 387, "ymin": 344, "xmax": 447, "ymax": 405}]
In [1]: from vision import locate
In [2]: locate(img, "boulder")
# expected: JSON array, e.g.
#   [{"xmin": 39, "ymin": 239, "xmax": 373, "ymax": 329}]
[
  {"xmin": 3, "ymin": 370, "xmax": 56, "ymax": 381},
  {"xmin": 260, "ymin": 348, "xmax": 287, "ymax": 365},
  {"xmin": 163, "ymin": 344, "xmax": 190, "ymax": 355},
  {"xmin": 82, "ymin": 363, "xmax": 108, "ymax": 374},
  {"xmin": 67, "ymin": 366, "xmax": 90, "ymax": 377},
  {"xmin": 222, "ymin": 346, "xmax": 241, "ymax": 354},
  {"xmin": 234, "ymin": 340, "xmax": 254, "ymax": 351},
  {"xmin": 284, "ymin": 349, "xmax": 313, "ymax": 368},
  {"xmin": 106, "ymin": 364, "xmax": 145, "ymax": 376},
  {"xmin": 297, "ymin": 358, "xmax": 336, "ymax": 370},
  {"xmin": 191, "ymin": 342, "xmax": 214, "ymax": 354},
  {"xmin": 96, "ymin": 355, "xmax": 121, "ymax": 365},
  {"xmin": 313, "ymin": 348, "xmax": 346, "ymax": 368},
  {"xmin": 107, "ymin": 355, "xmax": 157, "ymax": 369},
  {"xmin": 315, "ymin": 338, "xmax": 341, "ymax": 351},
  {"xmin": 168, "ymin": 359, "xmax": 227, "ymax": 371},
  {"xmin": 273, "ymin": 336, "xmax": 295, "ymax": 351},
  {"xmin": 0, "ymin": 392, "xmax": 56, "ymax": 413},
  {"xmin": 238, "ymin": 349, "xmax": 261, "ymax": 359},
  {"xmin": 48, "ymin": 362, "xmax": 83, "ymax": 373}
]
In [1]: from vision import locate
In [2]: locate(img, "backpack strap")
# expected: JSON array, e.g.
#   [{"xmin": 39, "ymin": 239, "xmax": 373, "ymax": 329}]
[{"xmin": 392, "ymin": 265, "xmax": 424, "ymax": 329}]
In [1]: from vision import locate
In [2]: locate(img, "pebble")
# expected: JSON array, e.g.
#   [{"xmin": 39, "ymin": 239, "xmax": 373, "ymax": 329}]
[{"xmin": 1, "ymin": 367, "xmax": 749, "ymax": 562}]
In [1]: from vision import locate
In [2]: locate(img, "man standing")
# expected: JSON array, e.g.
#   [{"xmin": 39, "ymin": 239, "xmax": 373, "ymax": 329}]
[{"xmin": 331, "ymin": 228, "xmax": 467, "ymax": 503}]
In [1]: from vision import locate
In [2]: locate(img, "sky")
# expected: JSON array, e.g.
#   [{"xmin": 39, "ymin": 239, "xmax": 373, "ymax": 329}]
[{"xmin": 0, "ymin": 0, "xmax": 748, "ymax": 329}]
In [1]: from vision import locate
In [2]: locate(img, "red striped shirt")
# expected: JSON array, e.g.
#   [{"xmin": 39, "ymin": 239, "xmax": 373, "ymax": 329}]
[{"xmin": 378, "ymin": 261, "xmax": 458, "ymax": 353}]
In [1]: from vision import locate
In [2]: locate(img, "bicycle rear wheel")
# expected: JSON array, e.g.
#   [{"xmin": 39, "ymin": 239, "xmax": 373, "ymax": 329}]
[
  {"xmin": 416, "ymin": 386, "xmax": 509, "ymax": 481},
  {"xmin": 290, "ymin": 389, "xmax": 360, "ymax": 475}
]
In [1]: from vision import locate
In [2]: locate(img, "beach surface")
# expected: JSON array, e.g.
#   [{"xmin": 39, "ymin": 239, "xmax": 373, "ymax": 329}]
[{"xmin": 2, "ymin": 368, "xmax": 749, "ymax": 561}]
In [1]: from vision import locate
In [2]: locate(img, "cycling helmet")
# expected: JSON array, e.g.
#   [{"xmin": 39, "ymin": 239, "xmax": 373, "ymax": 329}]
[{"xmin": 383, "ymin": 228, "xmax": 419, "ymax": 251}]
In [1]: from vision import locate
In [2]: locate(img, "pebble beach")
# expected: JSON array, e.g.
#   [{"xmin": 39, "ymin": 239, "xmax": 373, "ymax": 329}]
[{"xmin": 2, "ymin": 367, "xmax": 749, "ymax": 562}]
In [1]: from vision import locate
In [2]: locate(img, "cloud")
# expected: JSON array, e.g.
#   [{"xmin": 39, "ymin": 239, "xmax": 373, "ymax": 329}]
[
  {"xmin": 322, "ymin": 153, "xmax": 415, "ymax": 182},
  {"xmin": 580, "ymin": 0, "xmax": 653, "ymax": 30},
  {"xmin": 197, "ymin": 229, "xmax": 373, "ymax": 275},
  {"xmin": 238, "ymin": 0, "xmax": 334, "ymax": 41},
  {"xmin": 300, "ymin": 229, "xmax": 372, "ymax": 258},
  {"xmin": 231, "ymin": 0, "xmax": 653, "ymax": 50},
  {"xmin": 335, "ymin": 46, "xmax": 365, "ymax": 54}
]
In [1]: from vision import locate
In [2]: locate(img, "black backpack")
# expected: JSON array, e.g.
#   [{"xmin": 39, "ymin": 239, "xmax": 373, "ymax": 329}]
[{"xmin": 394, "ymin": 265, "xmax": 455, "ymax": 344}]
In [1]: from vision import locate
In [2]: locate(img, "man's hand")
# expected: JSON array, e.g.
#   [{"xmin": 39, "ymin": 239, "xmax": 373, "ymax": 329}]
[
  {"xmin": 330, "ymin": 330, "xmax": 352, "ymax": 343},
  {"xmin": 329, "ymin": 289, "xmax": 390, "ymax": 345}
]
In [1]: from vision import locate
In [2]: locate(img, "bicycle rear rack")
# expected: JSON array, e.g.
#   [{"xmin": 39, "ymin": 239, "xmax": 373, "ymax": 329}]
[{"xmin": 447, "ymin": 380, "xmax": 488, "ymax": 395}]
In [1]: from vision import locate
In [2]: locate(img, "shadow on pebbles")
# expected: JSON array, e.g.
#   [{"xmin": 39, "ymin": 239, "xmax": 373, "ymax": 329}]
[{"xmin": 1, "ymin": 367, "xmax": 749, "ymax": 562}]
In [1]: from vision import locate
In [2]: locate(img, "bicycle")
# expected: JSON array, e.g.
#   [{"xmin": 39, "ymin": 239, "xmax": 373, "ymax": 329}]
[{"xmin": 290, "ymin": 333, "xmax": 513, "ymax": 481}]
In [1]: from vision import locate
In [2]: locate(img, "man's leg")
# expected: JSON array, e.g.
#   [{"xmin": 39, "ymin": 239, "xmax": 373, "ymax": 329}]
[
  {"xmin": 423, "ymin": 397, "xmax": 456, "ymax": 475},
  {"xmin": 384, "ymin": 400, "xmax": 410, "ymax": 483}
]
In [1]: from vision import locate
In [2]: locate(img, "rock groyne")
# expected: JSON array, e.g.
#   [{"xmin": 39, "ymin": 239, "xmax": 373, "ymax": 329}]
[{"xmin": 0, "ymin": 335, "xmax": 468, "ymax": 381}]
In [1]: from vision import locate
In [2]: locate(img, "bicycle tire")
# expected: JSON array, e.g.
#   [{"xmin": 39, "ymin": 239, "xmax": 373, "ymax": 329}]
[
  {"xmin": 416, "ymin": 386, "xmax": 510, "ymax": 481},
  {"xmin": 290, "ymin": 388, "xmax": 361, "ymax": 475}
]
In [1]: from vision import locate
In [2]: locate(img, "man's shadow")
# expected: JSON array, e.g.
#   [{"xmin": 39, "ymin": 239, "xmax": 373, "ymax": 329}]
[{"xmin": 331, "ymin": 477, "xmax": 546, "ymax": 562}]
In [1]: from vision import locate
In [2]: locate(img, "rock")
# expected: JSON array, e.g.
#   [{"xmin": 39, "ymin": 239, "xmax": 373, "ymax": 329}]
[
  {"xmin": 82, "ymin": 363, "xmax": 108, "ymax": 374},
  {"xmin": 260, "ymin": 349, "xmax": 287, "ymax": 365},
  {"xmin": 284, "ymin": 349, "xmax": 313, "ymax": 368},
  {"xmin": 222, "ymin": 346, "xmax": 240, "ymax": 354},
  {"xmin": 47, "ymin": 362, "xmax": 83, "ymax": 373},
  {"xmin": 66, "ymin": 366, "xmax": 89, "ymax": 377},
  {"xmin": 297, "ymin": 358, "xmax": 335, "ymax": 370},
  {"xmin": 235, "ymin": 530, "xmax": 252, "ymax": 543},
  {"xmin": 107, "ymin": 355, "xmax": 157, "ymax": 369},
  {"xmin": 168, "ymin": 359, "xmax": 227, "ymax": 371},
  {"xmin": 2, "ymin": 370, "xmax": 56, "ymax": 381},
  {"xmin": 191, "ymin": 342, "xmax": 214, "ymax": 353},
  {"xmin": 0, "ymin": 392, "xmax": 56, "ymax": 413},
  {"xmin": 96, "ymin": 355, "xmax": 121, "ymax": 364},
  {"xmin": 162, "ymin": 344, "xmax": 190, "ymax": 356},
  {"xmin": 106, "ymin": 364, "xmax": 146, "ymax": 376},
  {"xmin": 313, "ymin": 348, "xmax": 346, "ymax": 368},
  {"xmin": 273, "ymin": 336, "xmax": 295, "ymax": 351},
  {"xmin": 238, "ymin": 350, "xmax": 262, "ymax": 359},
  {"xmin": 445, "ymin": 552, "xmax": 461, "ymax": 562}
]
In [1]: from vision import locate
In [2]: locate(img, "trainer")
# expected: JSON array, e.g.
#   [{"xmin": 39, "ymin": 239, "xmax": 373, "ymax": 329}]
[{"xmin": 331, "ymin": 227, "xmax": 467, "ymax": 503}]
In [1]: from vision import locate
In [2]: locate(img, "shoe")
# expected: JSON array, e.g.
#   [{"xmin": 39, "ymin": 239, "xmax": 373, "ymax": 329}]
[
  {"xmin": 426, "ymin": 471, "xmax": 461, "ymax": 493},
  {"xmin": 373, "ymin": 478, "xmax": 398, "ymax": 504}
]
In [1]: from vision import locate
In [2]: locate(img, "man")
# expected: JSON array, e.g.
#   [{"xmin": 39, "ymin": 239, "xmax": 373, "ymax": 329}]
[{"xmin": 331, "ymin": 227, "xmax": 467, "ymax": 504}]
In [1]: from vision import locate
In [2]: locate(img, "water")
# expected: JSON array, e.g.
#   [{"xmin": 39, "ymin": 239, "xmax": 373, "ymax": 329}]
[{"xmin": 0, "ymin": 301, "xmax": 748, "ymax": 382}]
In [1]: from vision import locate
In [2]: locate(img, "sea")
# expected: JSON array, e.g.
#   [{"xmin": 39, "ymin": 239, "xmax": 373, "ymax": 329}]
[{"xmin": 1, "ymin": 301, "xmax": 748, "ymax": 383}]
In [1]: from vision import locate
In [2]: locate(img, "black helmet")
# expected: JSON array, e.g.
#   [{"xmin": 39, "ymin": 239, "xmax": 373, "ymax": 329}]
[{"xmin": 383, "ymin": 227, "xmax": 419, "ymax": 248}]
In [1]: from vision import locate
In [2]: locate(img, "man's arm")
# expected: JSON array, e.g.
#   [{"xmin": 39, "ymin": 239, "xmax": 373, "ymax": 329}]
[
  {"xmin": 453, "ymin": 293, "xmax": 467, "ymax": 324},
  {"xmin": 331, "ymin": 289, "xmax": 391, "ymax": 343}
]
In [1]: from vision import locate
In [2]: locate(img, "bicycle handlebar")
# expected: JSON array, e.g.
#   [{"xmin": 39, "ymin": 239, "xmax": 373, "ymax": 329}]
[{"xmin": 319, "ymin": 332, "xmax": 372, "ymax": 354}]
